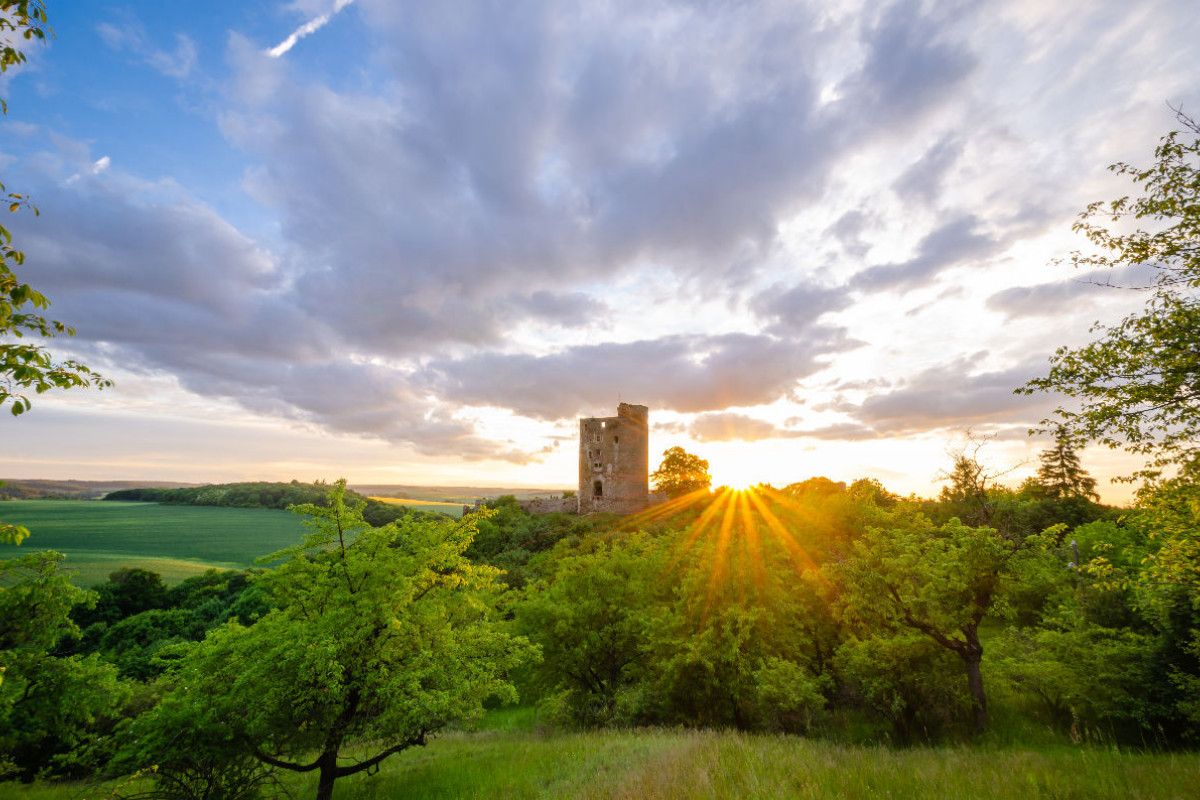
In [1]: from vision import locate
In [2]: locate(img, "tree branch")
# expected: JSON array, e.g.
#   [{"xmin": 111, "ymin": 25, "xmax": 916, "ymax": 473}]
[
  {"xmin": 335, "ymin": 731, "xmax": 428, "ymax": 778},
  {"xmin": 253, "ymin": 748, "xmax": 321, "ymax": 773}
]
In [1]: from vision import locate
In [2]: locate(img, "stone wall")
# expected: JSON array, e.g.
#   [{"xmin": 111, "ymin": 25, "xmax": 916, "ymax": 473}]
[{"xmin": 518, "ymin": 496, "xmax": 578, "ymax": 514}]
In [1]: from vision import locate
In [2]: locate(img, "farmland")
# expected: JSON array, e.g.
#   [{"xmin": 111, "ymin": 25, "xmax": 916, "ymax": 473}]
[
  {"xmin": 370, "ymin": 495, "xmax": 468, "ymax": 517},
  {"xmin": 0, "ymin": 500, "xmax": 307, "ymax": 585}
]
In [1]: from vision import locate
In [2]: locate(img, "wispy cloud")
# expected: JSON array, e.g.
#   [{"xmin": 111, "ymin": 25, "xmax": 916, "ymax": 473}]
[
  {"xmin": 267, "ymin": 0, "xmax": 357, "ymax": 58},
  {"xmin": 97, "ymin": 22, "xmax": 196, "ymax": 78}
]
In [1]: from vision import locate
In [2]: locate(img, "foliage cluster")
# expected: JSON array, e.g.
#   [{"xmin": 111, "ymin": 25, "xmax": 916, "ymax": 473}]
[
  {"xmin": 2, "ymin": 481, "xmax": 538, "ymax": 799},
  {"xmin": 2, "ymin": 445, "xmax": 1198, "ymax": 796},
  {"xmin": 504, "ymin": 460, "xmax": 1199, "ymax": 747},
  {"xmin": 650, "ymin": 446, "xmax": 712, "ymax": 498},
  {"xmin": 465, "ymin": 494, "xmax": 614, "ymax": 587}
]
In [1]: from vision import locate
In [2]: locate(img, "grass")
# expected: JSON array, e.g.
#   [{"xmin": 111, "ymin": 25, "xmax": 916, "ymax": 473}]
[
  {"xmin": 371, "ymin": 496, "xmax": 467, "ymax": 518},
  {"xmin": 0, "ymin": 500, "xmax": 308, "ymax": 585},
  {"xmin": 27, "ymin": 723, "xmax": 1198, "ymax": 800}
]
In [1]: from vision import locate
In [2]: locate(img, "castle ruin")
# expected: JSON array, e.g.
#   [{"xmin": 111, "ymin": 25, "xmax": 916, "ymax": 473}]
[
  {"xmin": 464, "ymin": 402, "xmax": 655, "ymax": 516},
  {"xmin": 577, "ymin": 402, "xmax": 651, "ymax": 514}
]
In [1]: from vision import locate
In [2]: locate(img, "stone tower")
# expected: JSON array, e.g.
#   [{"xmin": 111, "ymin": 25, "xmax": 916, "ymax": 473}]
[{"xmin": 578, "ymin": 403, "xmax": 650, "ymax": 514}]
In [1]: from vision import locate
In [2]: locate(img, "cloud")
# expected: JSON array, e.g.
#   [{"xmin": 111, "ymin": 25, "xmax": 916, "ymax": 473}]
[
  {"xmin": 97, "ymin": 22, "xmax": 197, "ymax": 78},
  {"xmin": 751, "ymin": 283, "xmax": 855, "ymax": 337},
  {"xmin": 828, "ymin": 210, "xmax": 874, "ymax": 259},
  {"xmin": 21, "ymin": 0, "xmax": 1190, "ymax": 472},
  {"xmin": 267, "ymin": 0, "xmax": 358, "ymax": 58},
  {"xmin": 839, "ymin": 0, "xmax": 978, "ymax": 127},
  {"xmin": 829, "ymin": 355, "xmax": 1056, "ymax": 435},
  {"xmin": 421, "ymin": 331, "xmax": 858, "ymax": 421},
  {"xmin": 986, "ymin": 263, "xmax": 1161, "ymax": 318},
  {"xmin": 850, "ymin": 215, "xmax": 1004, "ymax": 294},
  {"xmin": 893, "ymin": 134, "xmax": 964, "ymax": 203},
  {"xmin": 219, "ymin": 0, "xmax": 988, "ymax": 355},
  {"xmin": 689, "ymin": 412, "xmax": 801, "ymax": 443}
]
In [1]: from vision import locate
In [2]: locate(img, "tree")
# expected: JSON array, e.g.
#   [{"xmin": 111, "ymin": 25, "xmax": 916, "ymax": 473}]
[
  {"xmin": 131, "ymin": 480, "xmax": 536, "ymax": 800},
  {"xmin": 515, "ymin": 534, "xmax": 662, "ymax": 726},
  {"xmin": 1035, "ymin": 425, "xmax": 1099, "ymax": 501},
  {"xmin": 1, "ymin": 550, "xmax": 129, "ymax": 781},
  {"xmin": 936, "ymin": 434, "xmax": 1014, "ymax": 528},
  {"xmin": 1021, "ymin": 109, "xmax": 1200, "ymax": 475},
  {"xmin": 829, "ymin": 516, "xmax": 1054, "ymax": 733},
  {"xmin": 651, "ymin": 446, "xmax": 711, "ymax": 498},
  {"xmin": 1, "ymin": 0, "xmax": 109, "ymax": 546}
]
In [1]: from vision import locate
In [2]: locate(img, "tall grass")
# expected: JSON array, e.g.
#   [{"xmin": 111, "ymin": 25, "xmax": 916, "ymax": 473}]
[{"xmin": 7, "ymin": 727, "xmax": 1198, "ymax": 799}]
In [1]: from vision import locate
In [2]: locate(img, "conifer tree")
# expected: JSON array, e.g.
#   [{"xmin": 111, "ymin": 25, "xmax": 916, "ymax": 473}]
[{"xmin": 1035, "ymin": 426, "xmax": 1099, "ymax": 501}]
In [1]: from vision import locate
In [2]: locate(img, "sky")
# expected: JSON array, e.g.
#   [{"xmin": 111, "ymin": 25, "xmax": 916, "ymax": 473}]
[{"xmin": 2, "ymin": 0, "xmax": 1198, "ymax": 502}]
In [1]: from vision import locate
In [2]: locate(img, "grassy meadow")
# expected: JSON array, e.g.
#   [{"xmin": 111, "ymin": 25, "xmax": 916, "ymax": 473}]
[
  {"xmin": 11, "ymin": 722, "xmax": 1198, "ymax": 799},
  {"xmin": 0, "ymin": 500, "xmax": 307, "ymax": 585}
]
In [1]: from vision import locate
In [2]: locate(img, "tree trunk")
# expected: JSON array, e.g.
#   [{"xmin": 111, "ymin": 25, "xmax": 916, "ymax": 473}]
[
  {"xmin": 314, "ymin": 750, "xmax": 339, "ymax": 800},
  {"xmin": 962, "ymin": 626, "xmax": 988, "ymax": 733}
]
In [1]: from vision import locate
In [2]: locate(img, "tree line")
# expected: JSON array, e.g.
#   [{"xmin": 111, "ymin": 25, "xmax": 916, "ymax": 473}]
[{"xmin": 105, "ymin": 480, "xmax": 445, "ymax": 528}]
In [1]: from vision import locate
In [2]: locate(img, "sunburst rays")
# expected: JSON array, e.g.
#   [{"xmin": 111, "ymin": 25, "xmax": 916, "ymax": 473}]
[{"xmin": 620, "ymin": 485, "xmax": 833, "ymax": 629}]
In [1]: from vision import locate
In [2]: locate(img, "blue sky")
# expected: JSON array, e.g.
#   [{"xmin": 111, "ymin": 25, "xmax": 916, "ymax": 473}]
[{"xmin": 2, "ymin": 0, "xmax": 1198, "ymax": 499}]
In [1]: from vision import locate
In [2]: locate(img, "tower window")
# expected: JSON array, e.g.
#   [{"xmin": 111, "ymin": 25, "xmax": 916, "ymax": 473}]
[
  {"xmin": 613, "ymin": 436, "xmax": 619, "ymax": 443},
  {"xmin": 593, "ymin": 480, "xmax": 604, "ymax": 497}
]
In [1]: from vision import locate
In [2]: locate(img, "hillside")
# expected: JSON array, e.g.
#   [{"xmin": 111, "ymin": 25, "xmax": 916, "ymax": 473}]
[{"xmin": 0, "ymin": 478, "xmax": 196, "ymax": 500}]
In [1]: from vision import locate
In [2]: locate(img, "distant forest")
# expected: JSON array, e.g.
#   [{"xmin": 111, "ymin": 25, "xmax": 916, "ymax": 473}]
[
  {"xmin": 104, "ymin": 480, "xmax": 446, "ymax": 527},
  {"xmin": 0, "ymin": 478, "xmax": 194, "ymax": 501}
]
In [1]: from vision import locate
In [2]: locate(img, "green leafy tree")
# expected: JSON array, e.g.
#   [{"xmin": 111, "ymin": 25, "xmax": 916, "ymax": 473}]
[
  {"xmin": 833, "ymin": 632, "xmax": 968, "ymax": 744},
  {"xmin": 129, "ymin": 480, "xmax": 536, "ymax": 800},
  {"xmin": 829, "ymin": 516, "xmax": 1054, "ymax": 733},
  {"xmin": 515, "ymin": 533, "xmax": 662, "ymax": 726},
  {"xmin": 651, "ymin": 446, "xmax": 712, "ymax": 498},
  {"xmin": 637, "ymin": 513, "xmax": 836, "ymax": 733},
  {"xmin": 1021, "ymin": 109, "xmax": 1200, "ymax": 475},
  {"xmin": 991, "ymin": 622, "xmax": 1162, "ymax": 738},
  {"xmin": 0, "ymin": 550, "xmax": 129, "ymax": 781}
]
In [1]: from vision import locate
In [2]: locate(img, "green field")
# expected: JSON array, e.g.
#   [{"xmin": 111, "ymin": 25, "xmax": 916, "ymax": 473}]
[
  {"xmin": 371, "ymin": 496, "xmax": 467, "ymax": 517},
  {"xmin": 8, "ymin": 724, "xmax": 1198, "ymax": 799},
  {"xmin": 0, "ymin": 500, "xmax": 308, "ymax": 585}
]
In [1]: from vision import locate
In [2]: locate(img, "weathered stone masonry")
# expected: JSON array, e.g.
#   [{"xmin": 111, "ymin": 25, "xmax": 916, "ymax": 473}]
[{"xmin": 577, "ymin": 402, "xmax": 651, "ymax": 514}]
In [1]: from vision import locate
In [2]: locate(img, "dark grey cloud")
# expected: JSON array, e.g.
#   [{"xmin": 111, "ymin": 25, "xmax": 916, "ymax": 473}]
[
  {"xmin": 841, "ymin": 0, "xmax": 978, "ymax": 126},
  {"xmin": 220, "ymin": 3, "xmax": 848, "ymax": 352},
  {"xmin": 851, "ymin": 215, "xmax": 1002, "ymax": 293},
  {"xmin": 5, "ymin": 0, "xmax": 1003, "ymax": 460},
  {"xmin": 421, "ymin": 331, "xmax": 859, "ymax": 421},
  {"xmin": 830, "ymin": 355, "xmax": 1056, "ymax": 434},
  {"xmin": 217, "ymin": 0, "xmax": 989, "ymax": 352},
  {"xmin": 750, "ymin": 283, "xmax": 855, "ymax": 338}
]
